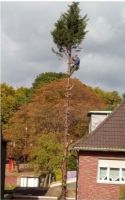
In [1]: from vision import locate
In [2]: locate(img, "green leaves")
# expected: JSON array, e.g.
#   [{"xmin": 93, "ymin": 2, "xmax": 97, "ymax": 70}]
[
  {"xmin": 15, "ymin": 87, "xmax": 32, "ymax": 108},
  {"xmin": 1, "ymin": 83, "xmax": 16, "ymax": 125},
  {"xmin": 1, "ymin": 83, "xmax": 32, "ymax": 126},
  {"xmin": 93, "ymin": 87, "xmax": 122, "ymax": 110},
  {"xmin": 32, "ymin": 72, "xmax": 67, "ymax": 90},
  {"xmin": 51, "ymin": 2, "xmax": 88, "ymax": 53},
  {"xmin": 31, "ymin": 133, "xmax": 63, "ymax": 173}
]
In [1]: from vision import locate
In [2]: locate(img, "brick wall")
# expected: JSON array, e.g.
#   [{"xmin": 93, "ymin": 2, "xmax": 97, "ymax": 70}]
[{"xmin": 77, "ymin": 151, "xmax": 125, "ymax": 200}]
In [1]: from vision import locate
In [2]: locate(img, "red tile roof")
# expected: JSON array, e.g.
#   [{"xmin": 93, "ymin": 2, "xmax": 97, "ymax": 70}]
[{"xmin": 73, "ymin": 100, "xmax": 125, "ymax": 152}]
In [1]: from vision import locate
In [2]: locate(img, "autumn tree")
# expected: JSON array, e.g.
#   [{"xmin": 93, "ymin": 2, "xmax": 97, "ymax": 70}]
[
  {"xmin": 1, "ymin": 83, "xmax": 16, "ymax": 125},
  {"xmin": 31, "ymin": 132, "xmax": 63, "ymax": 175},
  {"xmin": 51, "ymin": 2, "xmax": 88, "ymax": 198},
  {"xmin": 4, "ymin": 79, "xmax": 106, "ymax": 174},
  {"xmin": 5, "ymin": 104, "xmax": 32, "ymax": 171},
  {"xmin": 1, "ymin": 83, "xmax": 32, "ymax": 127}
]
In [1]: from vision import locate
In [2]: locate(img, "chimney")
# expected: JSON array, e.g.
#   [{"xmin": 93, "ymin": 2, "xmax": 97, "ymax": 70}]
[{"xmin": 88, "ymin": 111, "xmax": 111, "ymax": 133}]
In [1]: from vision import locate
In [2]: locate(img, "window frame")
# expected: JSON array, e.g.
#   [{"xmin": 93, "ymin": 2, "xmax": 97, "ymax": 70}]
[{"xmin": 97, "ymin": 159, "xmax": 125, "ymax": 184}]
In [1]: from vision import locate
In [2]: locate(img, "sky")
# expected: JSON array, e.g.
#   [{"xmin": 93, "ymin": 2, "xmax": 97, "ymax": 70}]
[{"xmin": 1, "ymin": 1, "xmax": 125, "ymax": 94}]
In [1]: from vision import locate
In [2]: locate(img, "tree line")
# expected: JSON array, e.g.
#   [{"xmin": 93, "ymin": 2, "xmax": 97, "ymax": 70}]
[{"xmin": 1, "ymin": 72, "xmax": 123, "ymax": 177}]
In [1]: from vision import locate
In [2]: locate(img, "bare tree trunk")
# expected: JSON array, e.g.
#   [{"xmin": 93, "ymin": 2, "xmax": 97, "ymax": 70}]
[
  {"xmin": 48, "ymin": 173, "xmax": 52, "ymax": 186},
  {"xmin": 15, "ymin": 160, "xmax": 20, "ymax": 173},
  {"xmin": 61, "ymin": 51, "xmax": 72, "ymax": 200},
  {"xmin": 44, "ymin": 173, "xmax": 49, "ymax": 187}
]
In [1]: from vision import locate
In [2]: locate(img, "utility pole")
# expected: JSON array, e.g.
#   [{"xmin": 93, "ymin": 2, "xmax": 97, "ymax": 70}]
[{"xmin": 24, "ymin": 126, "xmax": 27, "ymax": 171}]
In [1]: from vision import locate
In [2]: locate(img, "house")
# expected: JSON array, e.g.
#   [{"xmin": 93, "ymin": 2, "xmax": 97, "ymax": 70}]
[{"xmin": 73, "ymin": 100, "xmax": 125, "ymax": 200}]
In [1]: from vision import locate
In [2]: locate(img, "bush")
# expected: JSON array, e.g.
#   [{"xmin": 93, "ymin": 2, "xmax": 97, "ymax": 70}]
[{"xmin": 120, "ymin": 186, "xmax": 125, "ymax": 200}]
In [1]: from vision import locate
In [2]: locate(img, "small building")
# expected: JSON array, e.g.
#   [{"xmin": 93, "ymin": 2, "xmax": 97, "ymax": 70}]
[{"xmin": 73, "ymin": 100, "xmax": 125, "ymax": 200}]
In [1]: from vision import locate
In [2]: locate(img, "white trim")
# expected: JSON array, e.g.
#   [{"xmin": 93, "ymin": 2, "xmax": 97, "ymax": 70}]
[{"xmin": 98, "ymin": 159, "xmax": 125, "ymax": 168}]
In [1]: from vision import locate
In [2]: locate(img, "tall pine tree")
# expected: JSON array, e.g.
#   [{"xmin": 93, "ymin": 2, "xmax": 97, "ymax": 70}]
[
  {"xmin": 51, "ymin": 2, "xmax": 88, "ymax": 199},
  {"xmin": 51, "ymin": 2, "xmax": 88, "ymax": 57}
]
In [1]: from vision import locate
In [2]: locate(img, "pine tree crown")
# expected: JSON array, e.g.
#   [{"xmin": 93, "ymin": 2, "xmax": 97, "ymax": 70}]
[{"xmin": 51, "ymin": 2, "xmax": 88, "ymax": 54}]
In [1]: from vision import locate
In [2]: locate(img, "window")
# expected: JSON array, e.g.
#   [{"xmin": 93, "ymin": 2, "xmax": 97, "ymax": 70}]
[
  {"xmin": 122, "ymin": 168, "xmax": 125, "ymax": 181},
  {"xmin": 109, "ymin": 168, "xmax": 119, "ymax": 181},
  {"xmin": 98, "ymin": 159, "xmax": 125, "ymax": 184},
  {"xmin": 99, "ymin": 167, "xmax": 107, "ymax": 180}
]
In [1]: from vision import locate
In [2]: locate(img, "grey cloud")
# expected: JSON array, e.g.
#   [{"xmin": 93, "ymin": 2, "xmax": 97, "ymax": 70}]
[
  {"xmin": 76, "ymin": 53, "xmax": 125, "ymax": 93},
  {"xmin": 1, "ymin": 2, "xmax": 125, "ymax": 94}
]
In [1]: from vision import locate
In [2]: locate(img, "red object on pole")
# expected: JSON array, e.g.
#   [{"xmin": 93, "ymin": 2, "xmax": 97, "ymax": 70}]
[{"xmin": 8, "ymin": 159, "xmax": 14, "ymax": 172}]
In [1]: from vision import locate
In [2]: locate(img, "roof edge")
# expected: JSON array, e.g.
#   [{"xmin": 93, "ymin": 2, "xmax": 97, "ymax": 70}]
[{"xmin": 73, "ymin": 146, "xmax": 125, "ymax": 152}]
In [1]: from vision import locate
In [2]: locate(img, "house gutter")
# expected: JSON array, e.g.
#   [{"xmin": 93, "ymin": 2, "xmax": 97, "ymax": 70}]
[{"xmin": 73, "ymin": 146, "xmax": 125, "ymax": 152}]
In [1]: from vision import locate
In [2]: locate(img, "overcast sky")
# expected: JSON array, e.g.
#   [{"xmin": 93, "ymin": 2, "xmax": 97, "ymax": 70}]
[{"xmin": 1, "ymin": 1, "xmax": 125, "ymax": 94}]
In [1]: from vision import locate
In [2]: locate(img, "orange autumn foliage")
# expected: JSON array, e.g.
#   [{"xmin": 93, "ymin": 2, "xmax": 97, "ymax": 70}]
[{"xmin": 4, "ymin": 78, "xmax": 106, "ymax": 159}]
